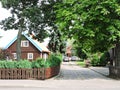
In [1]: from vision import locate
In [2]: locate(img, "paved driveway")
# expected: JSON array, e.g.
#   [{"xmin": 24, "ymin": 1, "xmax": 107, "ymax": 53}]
[{"xmin": 55, "ymin": 61, "xmax": 110, "ymax": 80}]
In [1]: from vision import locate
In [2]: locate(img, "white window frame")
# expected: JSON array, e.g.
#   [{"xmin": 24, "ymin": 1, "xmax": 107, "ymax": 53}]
[
  {"xmin": 12, "ymin": 53, "xmax": 17, "ymax": 59},
  {"xmin": 27, "ymin": 53, "xmax": 33, "ymax": 59},
  {"xmin": 21, "ymin": 40, "xmax": 29, "ymax": 47},
  {"xmin": 43, "ymin": 53, "xmax": 48, "ymax": 60}
]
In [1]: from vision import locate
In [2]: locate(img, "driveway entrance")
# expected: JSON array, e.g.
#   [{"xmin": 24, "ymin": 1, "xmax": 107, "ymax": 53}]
[{"xmin": 56, "ymin": 61, "xmax": 110, "ymax": 80}]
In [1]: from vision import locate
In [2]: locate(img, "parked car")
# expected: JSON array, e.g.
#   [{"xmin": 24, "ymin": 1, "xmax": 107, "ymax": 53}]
[
  {"xmin": 71, "ymin": 56, "xmax": 80, "ymax": 61},
  {"xmin": 63, "ymin": 56, "xmax": 70, "ymax": 62}
]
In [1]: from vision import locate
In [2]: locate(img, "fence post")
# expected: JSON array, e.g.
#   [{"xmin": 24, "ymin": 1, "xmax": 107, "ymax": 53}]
[{"xmin": 40, "ymin": 68, "xmax": 44, "ymax": 80}]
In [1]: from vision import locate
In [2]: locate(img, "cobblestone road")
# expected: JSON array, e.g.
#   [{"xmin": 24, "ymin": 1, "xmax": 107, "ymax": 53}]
[{"xmin": 56, "ymin": 61, "xmax": 110, "ymax": 80}]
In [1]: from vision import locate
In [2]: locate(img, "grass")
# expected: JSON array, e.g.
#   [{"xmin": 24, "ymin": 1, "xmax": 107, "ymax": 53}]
[{"xmin": 77, "ymin": 60, "xmax": 86, "ymax": 67}]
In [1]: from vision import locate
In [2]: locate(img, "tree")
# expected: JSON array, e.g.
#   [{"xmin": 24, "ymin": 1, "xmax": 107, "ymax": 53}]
[
  {"xmin": 39, "ymin": 0, "xmax": 66, "ymax": 53},
  {"xmin": 0, "ymin": 0, "xmax": 66, "ymax": 60},
  {"xmin": 55, "ymin": 0, "xmax": 120, "ymax": 64},
  {"xmin": 0, "ymin": 0, "xmax": 49, "ymax": 60}
]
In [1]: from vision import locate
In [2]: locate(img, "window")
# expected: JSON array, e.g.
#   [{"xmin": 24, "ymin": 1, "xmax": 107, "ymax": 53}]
[
  {"xmin": 21, "ymin": 40, "xmax": 29, "ymax": 47},
  {"xmin": 12, "ymin": 53, "xmax": 17, "ymax": 59},
  {"xmin": 27, "ymin": 53, "xmax": 33, "ymax": 59}
]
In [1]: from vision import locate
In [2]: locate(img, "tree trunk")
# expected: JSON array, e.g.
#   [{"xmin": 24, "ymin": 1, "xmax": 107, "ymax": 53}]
[
  {"xmin": 16, "ymin": 28, "xmax": 22, "ymax": 60},
  {"xmin": 16, "ymin": 18, "xmax": 24, "ymax": 60},
  {"xmin": 115, "ymin": 43, "xmax": 120, "ymax": 67}
]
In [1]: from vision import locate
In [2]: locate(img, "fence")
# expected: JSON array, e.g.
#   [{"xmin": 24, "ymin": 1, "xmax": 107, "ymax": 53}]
[{"xmin": 0, "ymin": 66, "xmax": 60, "ymax": 80}]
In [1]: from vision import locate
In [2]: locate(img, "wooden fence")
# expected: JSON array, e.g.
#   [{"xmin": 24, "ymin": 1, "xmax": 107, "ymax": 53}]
[{"xmin": 0, "ymin": 66, "xmax": 60, "ymax": 80}]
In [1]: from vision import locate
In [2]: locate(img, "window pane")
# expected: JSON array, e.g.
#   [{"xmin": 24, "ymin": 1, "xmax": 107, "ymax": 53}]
[
  {"xmin": 21, "ymin": 40, "xmax": 29, "ymax": 47},
  {"xmin": 13, "ymin": 53, "xmax": 17, "ymax": 59},
  {"xmin": 28, "ymin": 53, "xmax": 33, "ymax": 59}
]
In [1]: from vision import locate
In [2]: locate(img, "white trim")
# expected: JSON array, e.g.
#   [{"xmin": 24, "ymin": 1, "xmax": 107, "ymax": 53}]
[
  {"xmin": 43, "ymin": 53, "xmax": 48, "ymax": 60},
  {"xmin": 21, "ymin": 40, "xmax": 29, "ymax": 47},
  {"xmin": 27, "ymin": 53, "xmax": 33, "ymax": 59},
  {"xmin": 12, "ymin": 53, "xmax": 17, "ymax": 59}
]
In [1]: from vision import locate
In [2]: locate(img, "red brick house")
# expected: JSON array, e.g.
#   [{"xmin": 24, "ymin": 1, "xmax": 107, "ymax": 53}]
[
  {"xmin": 66, "ymin": 46, "xmax": 72, "ymax": 57},
  {"xmin": 0, "ymin": 30, "xmax": 50, "ymax": 60}
]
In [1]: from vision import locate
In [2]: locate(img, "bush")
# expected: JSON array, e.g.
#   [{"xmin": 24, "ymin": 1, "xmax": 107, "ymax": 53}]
[
  {"xmin": 91, "ymin": 52, "xmax": 109, "ymax": 66},
  {"xmin": 45, "ymin": 53, "xmax": 62, "ymax": 67},
  {"xmin": 15, "ymin": 60, "xmax": 32, "ymax": 69},
  {"xmin": 4, "ymin": 61, "xmax": 16, "ymax": 68},
  {"xmin": 0, "ymin": 61, "xmax": 6, "ymax": 68},
  {"xmin": 91, "ymin": 54, "xmax": 100, "ymax": 66},
  {"xmin": 99, "ymin": 52, "xmax": 109, "ymax": 66},
  {"xmin": 0, "ymin": 61, "xmax": 16, "ymax": 68},
  {"xmin": 0, "ymin": 53, "xmax": 62, "ymax": 69},
  {"xmin": 32, "ymin": 58, "xmax": 45, "ymax": 68}
]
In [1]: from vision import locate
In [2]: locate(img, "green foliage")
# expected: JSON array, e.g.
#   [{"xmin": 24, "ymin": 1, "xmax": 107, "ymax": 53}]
[
  {"xmin": 77, "ymin": 61, "xmax": 85, "ymax": 67},
  {"xmin": 45, "ymin": 53, "xmax": 62, "ymax": 68},
  {"xmin": 0, "ymin": 53, "xmax": 62, "ymax": 68},
  {"xmin": 32, "ymin": 58, "xmax": 45, "ymax": 68},
  {"xmin": 55, "ymin": 0, "xmax": 120, "ymax": 53},
  {"xmin": 99, "ymin": 52, "xmax": 110, "ymax": 66},
  {"xmin": 0, "ymin": 60, "xmax": 32, "ymax": 68},
  {"xmin": 0, "ymin": 61, "xmax": 17, "ymax": 68},
  {"xmin": 91, "ymin": 54, "xmax": 100, "ymax": 66},
  {"xmin": 0, "ymin": 61, "xmax": 6, "ymax": 68},
  {"xmin": 75, "ymin": 46, "xmax": 88, "ymax": 59},
  {"xmin": 0, "ymin": 60, "xmax": 32, "ymax": 69},
  {"xmin": 0, "ymin": 0, "xmax": 65, "ymax": 54},
  {"xmin": 91, "ymin": 52, "xmax": 109, "ymax": 66},
  {"xmin": 4, "ymin": 61, "xmax": 16, "ymax": 68},
  {"xmin": 15, "ymin": 60, "xmax": 32, "ymax": 69}
]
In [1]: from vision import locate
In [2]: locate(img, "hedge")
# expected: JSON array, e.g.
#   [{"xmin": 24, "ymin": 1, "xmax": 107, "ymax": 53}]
[{"xmin": 0, "ymin": 54, "xmax": 62, "ymax": 69}]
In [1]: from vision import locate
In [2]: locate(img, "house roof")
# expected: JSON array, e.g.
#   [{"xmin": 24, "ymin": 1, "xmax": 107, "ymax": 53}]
[{"xmin": 0, "ymin": 30, "xmax": 50, "ymax": 52}]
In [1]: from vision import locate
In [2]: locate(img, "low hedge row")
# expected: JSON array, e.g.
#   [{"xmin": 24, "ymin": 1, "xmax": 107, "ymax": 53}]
[{"xmin": 0, "ymin": 54, "xmax": 62, "ymax": 69}]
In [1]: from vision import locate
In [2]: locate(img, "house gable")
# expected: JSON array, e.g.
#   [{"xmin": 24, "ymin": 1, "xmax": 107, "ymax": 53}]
[
  {"xmin": 0, "ymin": 30, "xmax": 50, "ymax": 60},
  {"xmin": 23, "ymin": 33, "xmax": 43, "ymax": 52}
]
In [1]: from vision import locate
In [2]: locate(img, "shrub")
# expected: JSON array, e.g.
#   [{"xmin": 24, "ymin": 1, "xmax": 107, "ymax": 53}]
[
  {"xmin": 0, "ymin": 60, "xmax": 32, "ymax": 69},
  {"xmin": 0, "ymin": 61, "xmax": 16, "ymax": 68},
  {"xmin": 91, "ymin": 52, "xmax": 109, "ymax": 66},
  {"xmin": 91, "ymin": 54, "xmax": 100, "ymax": 66},
  {"xmin": 32, "ymin": 58, "xmax": 45, "ymax": 68},
  {"xmin": 0, "ymin": 53, "xmax": 62, "ymax": 69},
  {"xmin": 99, "ymin": 52, "xmax": 110, "ymax": 66},
  {"xmin": 0, "ymin": 61, "xmax": 6, "ymax": 68},
  {"xmin": 4, "ymin": 61, "xmax": 16, "ymax": 68},
  {"xmin": 15, "ymin": 60, "xmax": 32, "ymax": 69},
  {"xmin": 44, "ymin": 53, "xmax": 62, "ymax": 68}
]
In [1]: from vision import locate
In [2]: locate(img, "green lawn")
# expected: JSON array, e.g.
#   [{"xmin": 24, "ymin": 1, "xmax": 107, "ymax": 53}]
[{"xmin": 77, "ymin": 61, "xmax": 86, "ymax": 67}]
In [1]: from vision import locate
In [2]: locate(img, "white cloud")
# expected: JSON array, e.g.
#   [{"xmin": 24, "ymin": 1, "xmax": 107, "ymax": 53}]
[{"xmin": 0, "ymin": 2, "xmax": 11, "ymax": 21}]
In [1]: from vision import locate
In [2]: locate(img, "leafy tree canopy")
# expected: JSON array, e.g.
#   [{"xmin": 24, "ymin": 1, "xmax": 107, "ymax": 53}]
[
  {"xmin": 55, "ymin": 0, "xmax": 120, "ymax": 52},
  {"xmin": 0, "ymin": 0, "xmax": 50, "ymax": 41},
  {"xmin": 0, "ymin": 0, "xmax": 65, "ymax": 55}
]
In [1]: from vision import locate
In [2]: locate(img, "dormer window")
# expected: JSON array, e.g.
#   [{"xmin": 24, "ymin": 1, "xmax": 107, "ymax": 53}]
[{"xmin": 21, "ymin": 40, "xmax": 29, "ymax": 47}]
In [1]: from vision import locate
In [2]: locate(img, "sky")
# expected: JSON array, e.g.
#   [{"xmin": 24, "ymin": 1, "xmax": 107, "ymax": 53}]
[
  {"xmin": 0, "ymin": 2, "xmax": 11, "ymax": 22},
  {"xmin": 0, "ymin": 2, "xmax": 49, "ymax": 46}
]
